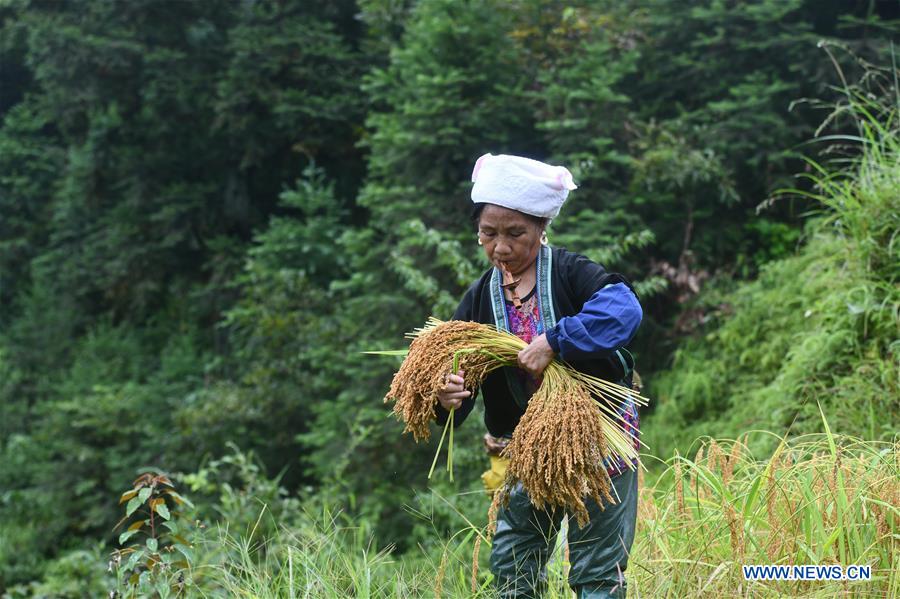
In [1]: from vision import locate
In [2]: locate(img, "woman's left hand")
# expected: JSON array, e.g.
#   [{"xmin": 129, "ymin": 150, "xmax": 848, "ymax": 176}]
[{"xmin": 517, "ymin": 333, "xmax": 555, "ymax": 377}]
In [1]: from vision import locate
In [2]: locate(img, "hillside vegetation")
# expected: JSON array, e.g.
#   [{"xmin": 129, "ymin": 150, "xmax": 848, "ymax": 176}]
[
  {"xmin": 0, "ymin": 1, "xmax": 897, "ymax": 596},
  {"xmin": 644, "ymin": 93, "xmax": 899, "ymax": 459}
]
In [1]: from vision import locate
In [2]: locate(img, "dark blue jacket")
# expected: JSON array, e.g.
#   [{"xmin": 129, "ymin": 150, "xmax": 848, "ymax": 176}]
[{"xmin": 438, "ymin": 247, "xmax": 642, "ymax": 437}]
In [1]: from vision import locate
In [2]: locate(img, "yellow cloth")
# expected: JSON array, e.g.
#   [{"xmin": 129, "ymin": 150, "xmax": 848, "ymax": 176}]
[{"xmin": 481, "ymin": 455, "xmax": 509, "ymax": 494}]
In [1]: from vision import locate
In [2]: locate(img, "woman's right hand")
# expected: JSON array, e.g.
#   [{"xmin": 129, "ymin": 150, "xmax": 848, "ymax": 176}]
[{"xmin": 437, "ymin": 369, "xmax": 471, "ymax": 411}]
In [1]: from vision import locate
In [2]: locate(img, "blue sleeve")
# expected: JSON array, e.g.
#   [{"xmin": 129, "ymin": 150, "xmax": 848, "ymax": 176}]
[{"xmin": 544, "ymin": 282, "xmax": 642, "ymax": 361}]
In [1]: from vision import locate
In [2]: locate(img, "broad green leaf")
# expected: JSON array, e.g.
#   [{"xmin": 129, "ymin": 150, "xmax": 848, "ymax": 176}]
[
  {"xmin": 156, "ymin": 581, "xmax": 171, "ymax": 599},
  {"xmin": 118, "ymin": 529, "xmax": 139, "ymax": 545},
  {"xmin": 147, "ymin": 537, "xmax": 158, "ymax": 553},
  {"xmin": 164, "ymin": 490, "xmax": 194, "ymax": 508},
  {"xmin": 126, "ymin": 497, "xmax": 142, "ymax": 517},
  {"xmin": 138, "ymin": 487, "xmax": 152, "ymax": 503},
  {"xmin": 124, "ymin": 549, "xmax": 144, "ymax": 572},
  {"xmin": 154, "ymin": 502, "xmax": 171, "ymax": 520},
  {"xmin": 743, "ymin": 475, "xmax": 764, "ymax": 518},
  {"xmin": 138, "ymin": 570, "xmax": 151, "ymax": 590}
]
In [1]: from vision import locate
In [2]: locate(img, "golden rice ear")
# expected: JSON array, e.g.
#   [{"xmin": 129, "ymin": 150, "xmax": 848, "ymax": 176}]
[
  {"xmin": 385, "ymin": 318, "xmax": 645, "ymax": 526},
  {"xmin": 674, "ymin": 459, "xmax": 686, "ymax": 518},
  {"xmin": 707, "ymin": 440, "xmax": 723, "ymax": 474},
  {"xmin": 385, "ymin": 320, "xmax": 495, "ymax": 442},
  {"xmin": 501, "ymin": 377, "xmax": 619, "ymax": 526},
  {"xmin": 470, "ymin": 536, "xmax": 481, "ymax": 593},
  {"xmin": 487, "ymin": 487, "xmax": 503, "ymax": 539},
  {"xmin": 434, "ymin": 548, "xmax": 448, "ymax": 599}
]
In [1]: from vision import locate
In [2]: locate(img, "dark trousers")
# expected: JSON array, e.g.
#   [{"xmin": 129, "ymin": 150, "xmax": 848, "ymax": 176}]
[{"xmin": 489, "ymin": 468, "xmax": 638, "ymax": 598}]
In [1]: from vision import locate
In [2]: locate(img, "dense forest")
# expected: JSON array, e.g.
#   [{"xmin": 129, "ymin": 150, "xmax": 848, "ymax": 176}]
[{"xmin": 0, "ymin": 0, "xmax": 897, "ymax": 596}]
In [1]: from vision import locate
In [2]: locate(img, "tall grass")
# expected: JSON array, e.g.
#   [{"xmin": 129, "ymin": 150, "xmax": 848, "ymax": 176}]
[
  {"xmin": 188, "ymin": 421, "xmax": 896, "ymax": 598},
  {"xmin": 635, "ymin": 425, "xmax": 898, "ymax": 597},
  {"xmin": 190, "ymin": 506, "xmax": 429, "ymax": 598}
]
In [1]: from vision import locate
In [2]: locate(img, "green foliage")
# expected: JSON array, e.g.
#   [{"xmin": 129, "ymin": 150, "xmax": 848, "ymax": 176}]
[
  {"xmin": 2, "ymin": 544, "xmax": 111, "ymax": 599},
  {"xmin": 8, "ymin": 428, "xmax": 896, "ymax": 597},
  {"xmin": 201, "ymin": 506, "xmax": 429, "ymax": 598},
  {"xmin": 110, "ymin": 471, "xmax": 197, "ymax": 599},
  {"xmin": 0, "ymin": 318, "xmax": 211, "ymax": 587},
  {"xmin": 91, "ymin": 429, "xmax": 895, "ymax": 598},
  {"xmin": 360, "ymin": 0, "xmax": 532, "ymax": 229},
  {"xmin": 0, "ymin": 0, "xmax": 367, "ymax": 585},
  {"xmin": 645, "ymin": 85, "xmax": 900, "ymax": 457},
  {"xmin": 180, "ymin": 442, "xmax": 300, "ymax": 542},
  {"xmin": 0, "ymin": 101, "xmax": 62, "ymax": 318}
]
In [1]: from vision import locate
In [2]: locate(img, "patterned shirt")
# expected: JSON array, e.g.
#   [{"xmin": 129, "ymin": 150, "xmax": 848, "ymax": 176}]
[{"xmin": 504, "ymin": 287, "xmax": 640, "ymax": 478}]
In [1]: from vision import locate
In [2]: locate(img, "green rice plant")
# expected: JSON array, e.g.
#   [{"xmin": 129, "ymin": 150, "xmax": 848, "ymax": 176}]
[
  {"xmin": 191, "ymin": 417, "xmax": 896, "ymax": 598},
  {"xmin": 632, "ymin": 415, "xmax": 898, "ymax": 597},
  {"xmin": 192, "ymin": 503, "xmax": 499, "ymax": 599},
  {"xmin": 192, "ymin": 500, "xmax": 582, "ymax": 599}
]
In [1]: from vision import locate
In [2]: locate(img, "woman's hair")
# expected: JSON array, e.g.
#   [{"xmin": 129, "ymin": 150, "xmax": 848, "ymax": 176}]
[{"xmin": 471, "ymin": 203, "xmax": 549, "ymax": 230}]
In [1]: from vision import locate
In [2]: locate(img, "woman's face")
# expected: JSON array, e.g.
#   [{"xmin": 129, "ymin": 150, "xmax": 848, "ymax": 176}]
[{"xmin": 477, "ymin": 204, "xmax": 544, "ymax": 276}]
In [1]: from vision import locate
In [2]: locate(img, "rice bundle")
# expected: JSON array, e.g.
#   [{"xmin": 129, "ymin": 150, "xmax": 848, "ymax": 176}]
[
  {"xmin": 501, "ymin": 375, "xmax": 613, "ymax": 526},
  {"xmin": 384, "ymin": 319, "xmax": 499, "ymax": 442},
  {"xmin": 383, "ymin": 318, "xmax": 649, "ymax": 526}
]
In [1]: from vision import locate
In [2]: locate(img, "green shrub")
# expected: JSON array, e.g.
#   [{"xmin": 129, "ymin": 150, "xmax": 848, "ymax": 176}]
[{"xmin": 645, "ymin": 85, "xmax": 899, "ymax": 458}]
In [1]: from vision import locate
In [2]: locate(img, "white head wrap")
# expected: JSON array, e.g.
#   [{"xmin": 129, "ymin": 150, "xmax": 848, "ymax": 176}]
[{"xmin": 470, "ymin": 153, "xmax": 577, "ymax": 219}]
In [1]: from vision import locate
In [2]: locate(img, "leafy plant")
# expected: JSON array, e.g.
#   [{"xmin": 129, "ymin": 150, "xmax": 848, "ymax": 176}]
[{"xmin": 109, "ymin": 471, "xmax": 196, "ymax": 599}]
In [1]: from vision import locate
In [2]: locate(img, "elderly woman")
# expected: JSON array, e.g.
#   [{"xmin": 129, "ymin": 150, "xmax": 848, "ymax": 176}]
[{"xmin": 436, "ymin": 154, "xmax": 643, "ymax": 599}]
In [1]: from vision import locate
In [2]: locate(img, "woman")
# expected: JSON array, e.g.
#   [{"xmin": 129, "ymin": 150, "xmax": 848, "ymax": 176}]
[{"xmin": 436, "ymin": 153, "xmax": 642, "ymax": 599}]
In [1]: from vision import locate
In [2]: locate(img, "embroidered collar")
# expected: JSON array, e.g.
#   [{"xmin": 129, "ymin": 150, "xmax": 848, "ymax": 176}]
[{"xmin": 490, "ymin": 245, "xmax": 557, "ymax": 332}]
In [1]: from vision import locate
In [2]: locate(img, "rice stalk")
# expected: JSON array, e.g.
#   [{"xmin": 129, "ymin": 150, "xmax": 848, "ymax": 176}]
[
  {"xmin": 707, "ymin": 440, "xmax": 723, "ymax": 475},
  {"xmin": 434, "ymin": 548, "xmax": 447, "ymax": 599},
  {"xmin": 722, "ymin": 439, "xmax": 741, "ymax": 486},
  {"xmin": 383, "ymin": 318, "xmax": 649, "ymax": 526},
  {"xmin": 674, "ymin": 458, "xmax": 686, "ymax": 519},
  {"xmin": 470, "ymin": 535, "xmax": 481, "ymax": 594},
  {"xmin": 765, "ymin": 451, "xmax": 782, "ymax": 560}
]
